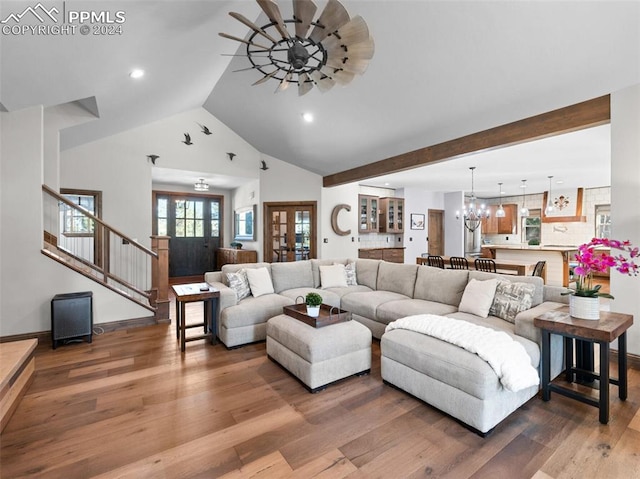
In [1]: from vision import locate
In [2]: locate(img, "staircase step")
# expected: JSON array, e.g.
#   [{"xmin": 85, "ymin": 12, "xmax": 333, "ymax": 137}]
[{"xmin": 0, "ymin": 339, "xmax": 37, "ymax": 433}]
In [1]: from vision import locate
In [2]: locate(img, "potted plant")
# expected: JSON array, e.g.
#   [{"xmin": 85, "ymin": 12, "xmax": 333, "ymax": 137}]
[
  {"xmin": 305, "ymin": 292, "xmax": 323, "ymax": 317},
  {"xmin": 562, "ymin": 238, "xmax": 638, "ymax": 319},
  {"xmin": 230, "ymin": 241, "xmax": 243, "ymax": 249}
]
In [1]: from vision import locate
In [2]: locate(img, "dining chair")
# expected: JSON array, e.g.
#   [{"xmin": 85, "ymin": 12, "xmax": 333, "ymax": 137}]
[
  {"xmin": 532, "ymin": 260, "xmax": 546, "ymax": 277},
  {"xmin": 474, "ymin": 258, "xmax": 497, "ymax": 273},
  {"xmin": 427, "ymin": 255, "xmax": 445, "ymax": 269},
  {"xmin": 448, "ymin": 256, "xmax": 469, "ymax": 270}
]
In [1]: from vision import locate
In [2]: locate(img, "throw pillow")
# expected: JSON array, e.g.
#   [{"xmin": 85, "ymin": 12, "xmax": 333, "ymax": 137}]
[
  {"xmin": 320, "ymin": 264, "xmax": 348, "ymax": 288},
  {"xmin": 489, "ymin": 281, "xmax": 536, "ymax": 323},
  {"xmin": 344, "ymin": 262, "xmax": 357, "ymax": 286},
  {"xmin": 458, "ymin": 278, "xmax": 499, "ymax": 318},
  {"xmin": 246, "ymin": 267, "xmax": 275, "ymax": 297},
  {"xmin": 226, "ymin": 269, "xmax": 250, "ymax": 301}
]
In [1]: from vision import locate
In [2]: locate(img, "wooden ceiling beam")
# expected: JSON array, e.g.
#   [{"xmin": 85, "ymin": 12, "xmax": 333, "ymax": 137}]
[{"xmin": 323, "ymin": 94, "xmax": 611, "ymax": 187}]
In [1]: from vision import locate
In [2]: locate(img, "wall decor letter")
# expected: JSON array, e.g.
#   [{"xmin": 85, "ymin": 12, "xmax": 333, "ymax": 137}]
[{"xmin": 331, "ymin": 204, "xmax": 351, "ymax": 236}]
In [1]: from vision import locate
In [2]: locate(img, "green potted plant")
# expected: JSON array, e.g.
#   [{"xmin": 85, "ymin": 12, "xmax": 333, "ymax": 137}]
[{"xmin": 305, "ymin": 292, "xmax": 323, "ymax": 317}]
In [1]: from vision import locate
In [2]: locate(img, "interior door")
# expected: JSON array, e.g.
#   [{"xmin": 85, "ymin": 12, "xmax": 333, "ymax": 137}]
[
  {"xmin": 265, "ymin": 202, "xmax": 316, "ymax": 262},
  {"xmin": 428, "ymin": 209, "xmax": 444, "ymax": 255},
  {"xmin": 154, "ymin": 193, "xmax": 222, "ymax": 277}
]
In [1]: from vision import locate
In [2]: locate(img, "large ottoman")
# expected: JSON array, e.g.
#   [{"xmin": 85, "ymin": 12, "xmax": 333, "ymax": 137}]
[{"xmin": 266, "ymin": 314, "xmax": 372, "ymax": 392}]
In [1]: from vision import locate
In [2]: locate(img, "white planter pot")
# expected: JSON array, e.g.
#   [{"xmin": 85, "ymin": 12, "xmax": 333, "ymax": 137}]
[
  {"xmin": 569, "ymin": 295, "xmax": 600, "ymax": 320},
  {"xmin": 306, "ymin": 306, "xmax": 320, "ymax": 317}
]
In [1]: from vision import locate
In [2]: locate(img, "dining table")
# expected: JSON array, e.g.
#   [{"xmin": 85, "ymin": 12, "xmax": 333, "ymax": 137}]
[{"xmin": 416, "ymin": 256, "xmax": 540, "ymax": 278}]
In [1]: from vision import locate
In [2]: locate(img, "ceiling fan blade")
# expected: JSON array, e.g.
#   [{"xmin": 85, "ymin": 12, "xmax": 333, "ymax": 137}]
[
  {"xmin": 275, "ymin": 71, "xmax": 293, "ymax": 93},
  {"xmin": 233, "ymin": 64, "xmax": 271, "ymax": 73},
  {"xmin": 293, "ymin": 0, "xmax": 317, "ymax": 38},
  {"xmin": 324, "ymin": 31, "xmax": 374, "ymax": 61},
  {"xmin": 256, "ymin": 0, "xmax": 290, "ymax": 40},
  {"xmin": 252, "ymin": 70, "xmax": 278, "ymax": 85},
  {"xmin": 297, "ymin": 72, "xmax": 313, "ymax": 96},
  {"xmin": 327, "ymin": 57, "xmax": 370, "ymax": 75},
  {"xmin": 310, "ymin": 70, "xmax": 335, "ymax": 93},
  {"xmin": 332, "ymin": 15, "xmax": 370, "ymax": 46},
  {"xmin": 229, "ymin": 12, "xmax": 278, "ymax": 44},
  {"xmin": 219, "ymin": 32, "xmax": 270, "ymax": 50},
  {"xmin": 309, "ymin": 0, "xmax": 350, "ymax": 43},
  {"xmin": 320, "ymin": 66, "xmax": 354, "ymax": 85}
]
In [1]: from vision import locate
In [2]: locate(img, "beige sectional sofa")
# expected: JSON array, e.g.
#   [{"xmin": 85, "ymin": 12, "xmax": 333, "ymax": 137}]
[{"xmin": 205, "ymin": 258, "xmax": 568, "ymax": 434}]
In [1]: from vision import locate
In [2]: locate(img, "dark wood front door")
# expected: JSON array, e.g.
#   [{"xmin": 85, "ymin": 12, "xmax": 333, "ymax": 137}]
[
  {"xmin": 264, "ymin": 202, "xmax": 317, "ymax": 262},
  {"xmin": 428, "ymin": 209, "xmax": 444, "ymax": 255},
  {"xmin": 154, "ymin": 192, "xmax": 222, "ymax": 277}
]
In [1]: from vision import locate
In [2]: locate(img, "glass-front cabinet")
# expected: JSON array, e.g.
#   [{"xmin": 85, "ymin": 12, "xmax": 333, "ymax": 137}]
[
  {"xmin": 379, "ymin": 197, "xmax": 404, "ymax": 233},
  {"xmin": 358, "ymin": 194, "xmax": 379, "ymax": 233}
]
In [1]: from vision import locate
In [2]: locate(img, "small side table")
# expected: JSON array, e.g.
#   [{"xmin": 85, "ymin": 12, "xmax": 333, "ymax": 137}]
[
  {"xmin": 534, "ymin": 307, "xmax": 633, "ymax": 424},
  {"xmin": 172, "ymin": 283, "xmax": 220, "ymax": 353}
]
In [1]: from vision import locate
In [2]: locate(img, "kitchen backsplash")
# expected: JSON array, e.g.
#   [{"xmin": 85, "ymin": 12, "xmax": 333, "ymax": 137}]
[
  {"xmin": 483, "ymin": 186, "xmax": 610, "ymax": 246},
  {"xmin": 359, "ymin": 233, "xmax": 404, "ymax": 248}
]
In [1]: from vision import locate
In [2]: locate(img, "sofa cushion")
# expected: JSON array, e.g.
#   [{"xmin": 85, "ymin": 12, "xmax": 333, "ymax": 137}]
[
  {"xmin": 414, "ymin": 266, "xmax": 469, "ymax": 306},
  {"xmin": 458, "ymin": 279, "xmax": 499, "ymax": 318},
  {"xmin": 469, "ymin": 271, "xmax": 543, "ymax": 306},
  {"xmin": 246, "ymin": 267, "xmax": 275, "ymax": 297},
  {"xmin": 226, "ymin": 269, "xmax": 251, "ymax": 300},
  {"xmin": 341, "ymin": 290, "xmax": 409, "ymax": 320},
  {"xmin": 270, "ymin": 261, "xmax": 314, "ymax": 293},
  {"xmin": 376, "ymin": 261, "xmax": 419, "ymax": 297},
  {"xmin": 278, "ymin": 288, "xmax": 341, "ymax": 308},
  {"xmin": 221, "ymin": 262, "xmax": 271, "ymax": 286},
  {"xmin": 323, "ymin": 284, "xmax": 373, "ymax": 298},
  {"xmin": 489, "ymin": 281, "xmax": 536, "ymax": 323},
  {"xmin": 311, "ymin": 258, "xmax": 349, "ymax": 287},
  {"xmin": 377, "ymin": 299, "xmax": 458, "ymax": 325},
  {"xmin": 319, "ymin": 264, "xmax": 348, "ymax": 288},
  {"xmin": 355, "ymin": 259, "xmax": 380, "ymax": 290},
  {"xmin": 220, "ymin": 294, "xmax": 292, "ymax": 329}
]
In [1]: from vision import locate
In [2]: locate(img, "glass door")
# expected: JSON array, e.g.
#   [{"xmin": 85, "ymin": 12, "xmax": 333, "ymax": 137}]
[{"xmin": 265, "ymin": 202, "xmax": 317, "ymax": 262}]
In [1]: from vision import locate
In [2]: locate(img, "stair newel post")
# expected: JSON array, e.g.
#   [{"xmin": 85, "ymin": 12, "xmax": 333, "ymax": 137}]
[{"xmin": 151, "ymin": 235, "xmax": 171, "ymax": 323}]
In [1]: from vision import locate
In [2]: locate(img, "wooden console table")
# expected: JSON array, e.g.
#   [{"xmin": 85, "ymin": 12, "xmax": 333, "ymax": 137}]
[{"xmin": 534, "ymin": 307, "xmax": 633, "ymax": 424}]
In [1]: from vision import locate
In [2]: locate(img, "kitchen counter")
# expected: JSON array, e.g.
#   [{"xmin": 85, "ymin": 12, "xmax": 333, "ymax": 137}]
[{"xmin": 482, "ymin": 245, "xmax": 578, "ymax": 287}]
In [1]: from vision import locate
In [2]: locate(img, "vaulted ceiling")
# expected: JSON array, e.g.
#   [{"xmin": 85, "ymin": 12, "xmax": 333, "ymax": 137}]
[{"xmin": 1, "ymin": 1, "xmax": 638, "ymax": 197}]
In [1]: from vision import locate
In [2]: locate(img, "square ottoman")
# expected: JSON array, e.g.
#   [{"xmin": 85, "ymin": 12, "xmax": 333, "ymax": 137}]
[{"xmin": 266, "ymin": 314, "xmax": 372, "ymax": 392}]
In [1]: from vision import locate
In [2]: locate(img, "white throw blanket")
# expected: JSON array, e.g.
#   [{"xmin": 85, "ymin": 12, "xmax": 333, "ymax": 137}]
[{"xmin": 385, "ymin": 314, "xmax": 539, "ymax": 392}]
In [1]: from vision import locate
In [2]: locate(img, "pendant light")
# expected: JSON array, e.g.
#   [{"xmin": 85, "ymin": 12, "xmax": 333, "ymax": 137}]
[
  {"xmin": 455, "ymin": 167, "xmax": 489, "ymax": 232},
  {"xmin": 520, "ymin": 179, "xmax": 529, "ymax": 217},
  {"xmin": 194, "ymin": 178, "xmax": 209, "ymax": 192},
  {"xmin": 495, "ymin": 182, "xmax": 506, "ymax": 218},
  {"xmin": 545, "ymin": 175, "xmax": 554, "ymax": 214}
]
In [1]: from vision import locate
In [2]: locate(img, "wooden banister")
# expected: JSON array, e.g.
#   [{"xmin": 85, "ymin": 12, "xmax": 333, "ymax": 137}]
[{"xmin": 151, "ymin": 235, "xmax": 170, "ymax": 322}]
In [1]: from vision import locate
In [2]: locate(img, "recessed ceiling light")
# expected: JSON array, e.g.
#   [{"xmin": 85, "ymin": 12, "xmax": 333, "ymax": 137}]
[
  {"xmin": 384, "ymin": 182, "xmax": 390, "ymax": 186},
  {"xmin": 302, "ymin": 112, "xmax": 313, "ymax": 123},
  {"xmin": 556, "ymin": 179, "xmax": 564, "ymax": 184},
  {"xmin": 129, "ymin": 69, "xmax": 145, "ymax": 79}
]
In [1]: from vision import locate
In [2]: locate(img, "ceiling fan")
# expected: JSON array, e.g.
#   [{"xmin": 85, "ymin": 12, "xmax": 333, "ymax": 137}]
[{"xmin": 219, "ymin": 0, "xmax": 375, "ymax": 96}]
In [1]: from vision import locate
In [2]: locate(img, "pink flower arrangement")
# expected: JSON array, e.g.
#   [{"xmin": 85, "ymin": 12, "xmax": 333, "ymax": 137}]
[{"xmin": 566, "ymin": 238, "xmax": 639, "ymax": 298}]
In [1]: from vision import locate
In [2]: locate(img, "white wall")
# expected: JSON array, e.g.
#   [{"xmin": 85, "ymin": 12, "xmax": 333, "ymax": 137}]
[
  {"xmin": 320, "ymin": 183, "xmax": 360, "ymax": 260},
  {"xmin": 0, "ymin": 107, "xmax": 148, "ymax": 337},
  {"xmin": 402, "ymin": 187, "xmax": 445, "ymax": 263},
  {"xmin": 232, "ymin": 179, "xmax": 261, "ymax": 259},
  {"xmin": 444, "ymin": 191, "xmax": 465, "ymax": 256},
  {"xmin": 611, "ymin": 84, "xmax": 640, "ymax": 356}
]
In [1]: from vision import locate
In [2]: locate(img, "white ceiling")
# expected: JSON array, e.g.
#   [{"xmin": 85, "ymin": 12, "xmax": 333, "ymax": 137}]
[{"xmin": 1, "ymin": 1, "xmax": 638, "ymax": 197}]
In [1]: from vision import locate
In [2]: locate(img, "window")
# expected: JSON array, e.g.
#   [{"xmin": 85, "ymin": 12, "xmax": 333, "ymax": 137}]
[
  {"xmin": 62, "ymin": 194, "xmax": 95, "ymax": 236},
  {"xmin": 157, "ymin": 198, "xmax": 168, "ymax": 236},
  {"xmin": 595, "ymin": 204, "xmax": 611, "ymax": 239},
  {"xmin": 523, "ymin": 209, "xmax": 541, "ymax": 244},
  {"xmin": 175, "ymin": 199, "xmax": 204, "ymax": 237}
]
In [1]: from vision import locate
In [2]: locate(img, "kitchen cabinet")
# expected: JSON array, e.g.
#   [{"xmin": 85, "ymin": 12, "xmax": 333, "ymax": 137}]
[
  {"xmin": 358, "ymin": 248, "xmax": 405, "ymax": 263},
  {"xmin": 482, "ymin": 204, "xmax": 517, "ymax": 234},
  {"xmin": 217, "ymin": 248, "xmax": 258, "ymax": 268},
  {"xmin": 379, "ymin": 197, "xmax": 404, "ymax": 233},
  {"xmin": 358, "ymin": 195, "xmax": 379, "ymax": 233}
]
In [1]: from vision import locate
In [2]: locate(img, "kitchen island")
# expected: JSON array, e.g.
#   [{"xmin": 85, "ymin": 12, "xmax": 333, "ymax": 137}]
[{"xmin": 482, "ymin": 245, "xmax": 579, "ymax": 287}]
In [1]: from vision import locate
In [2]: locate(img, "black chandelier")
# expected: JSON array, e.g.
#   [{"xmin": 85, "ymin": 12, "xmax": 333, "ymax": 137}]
[{"xmin": 219, "ymin": 0, "xmax": 375, "ymax": 95}]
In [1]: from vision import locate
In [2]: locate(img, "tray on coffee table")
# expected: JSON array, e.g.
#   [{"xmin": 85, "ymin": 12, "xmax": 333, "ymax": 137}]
[{"xmin": 283, "ymin": 303, "xmax": 352, "ymax": 328}]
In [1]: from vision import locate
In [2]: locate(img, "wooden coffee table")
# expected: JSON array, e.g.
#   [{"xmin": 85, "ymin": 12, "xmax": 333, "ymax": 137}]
[
  {"xmin": 172, "ymin": 283, "xmax": 220, "ymax": 352},
  {"xmin": 534, "ymin": 306, "xmax": 633, "ymax": 424}
]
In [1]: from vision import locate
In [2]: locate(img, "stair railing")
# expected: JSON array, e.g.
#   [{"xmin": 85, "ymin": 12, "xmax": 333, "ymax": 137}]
[{"xmin": 41, "ymin": 185, "xmax": 169, "ymax": 319}]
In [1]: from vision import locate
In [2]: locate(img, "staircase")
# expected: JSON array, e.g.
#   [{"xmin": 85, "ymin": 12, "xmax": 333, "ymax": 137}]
[{"xmin": 41, "ymin": 185, "xmax": 170, "ymax": 321}]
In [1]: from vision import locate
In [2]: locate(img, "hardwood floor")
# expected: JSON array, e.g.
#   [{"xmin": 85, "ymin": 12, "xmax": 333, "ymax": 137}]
[{"xmin": 1, "ymin": 300, "xmax": 639, "ymax": 478}]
